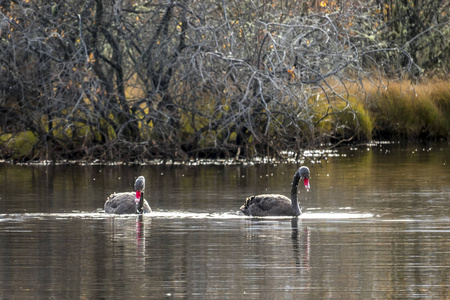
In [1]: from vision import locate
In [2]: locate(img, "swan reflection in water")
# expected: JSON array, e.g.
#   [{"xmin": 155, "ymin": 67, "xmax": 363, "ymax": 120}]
[
  {"xmin": 135, "ymin": 215, "xmax": 145, "ymax": 261},
  {"xmin": 291, "ymin": 218, "xmax": 310, "ymax": 272},
  {"xmin": 106, "ymin": 215, "xmax": 148, "ymax": 266},
  {"xmin": 244, "ymin": 217, "xmax": 311, "ymax": 276}
]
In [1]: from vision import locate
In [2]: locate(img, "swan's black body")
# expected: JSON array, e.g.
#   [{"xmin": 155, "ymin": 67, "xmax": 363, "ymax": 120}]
[
  {"xmin": 104, "ymin": 176, "xmax": 151, "ymax": 214},
  {"xmin": 240, "ymin": 166, "xmax": 310, "ymax": 217}
]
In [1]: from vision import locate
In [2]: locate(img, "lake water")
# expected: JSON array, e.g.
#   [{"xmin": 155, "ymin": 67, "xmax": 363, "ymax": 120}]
[{"xmin": 0, "ymin": 143, "xmax": 449, "ymax": 299}]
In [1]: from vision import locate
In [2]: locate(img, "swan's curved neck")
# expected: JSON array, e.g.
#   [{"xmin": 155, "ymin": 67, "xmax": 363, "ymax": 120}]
[
  {"xmin": 290, "ymin": 171, "xmax": 301, "ymax": 216},
  {"xmin": 137, "ymin": 192, "xmax": 144, "ymax": 214}
]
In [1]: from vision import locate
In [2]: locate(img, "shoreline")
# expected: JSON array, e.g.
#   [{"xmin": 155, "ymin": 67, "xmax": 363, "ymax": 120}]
[{"xmin": 2, "ymin": 140, "xmax": 447, "ymax": 166}]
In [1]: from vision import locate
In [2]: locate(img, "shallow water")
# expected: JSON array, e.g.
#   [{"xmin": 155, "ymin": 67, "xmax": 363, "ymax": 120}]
[{"xmin": 0, "ymin": 143, "xmax": 449, "ymax": 299}]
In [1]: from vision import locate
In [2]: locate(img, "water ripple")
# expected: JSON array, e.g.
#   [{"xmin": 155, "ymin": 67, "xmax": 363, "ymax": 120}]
[{"xmin": 0, "ymin": 210, "xmax": 374, "ymax": 221}]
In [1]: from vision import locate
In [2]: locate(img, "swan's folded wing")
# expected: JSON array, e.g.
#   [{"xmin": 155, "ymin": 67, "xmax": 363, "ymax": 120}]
[
  {"xmin": 241, "ymin": 194, "xmax": 292, "ymax": 216},
  {"xmin": 105, "ymin": 192, "xmax": 135, "ymax": 214},
  {"xmin": 253, "ymin": 194, "xmax": 291, "ymax": 210}
]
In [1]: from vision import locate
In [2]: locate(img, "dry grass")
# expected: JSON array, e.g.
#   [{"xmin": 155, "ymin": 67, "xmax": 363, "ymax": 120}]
[
  {"xmin": 362, "ymin": 80, "xmax": 450, "ymax": 140},
  {"xmin": 312, "ymin": 79, "xmax": 450, "ymax": 142}
]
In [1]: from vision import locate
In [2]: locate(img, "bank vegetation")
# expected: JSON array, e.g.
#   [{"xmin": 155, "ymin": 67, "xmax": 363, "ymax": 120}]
[{"xmin": 1, "ymin": 0, "xmax": 449, "ymax": 162}]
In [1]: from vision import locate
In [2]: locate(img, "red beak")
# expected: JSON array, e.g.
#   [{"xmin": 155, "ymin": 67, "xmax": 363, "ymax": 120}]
[
  {"xmin": 304, "ymin": 178, "xmax": 310, "ymax": 190},
  {"xmin": 135, "ymin": 191, "xmax": 141, "ymax": 204}
]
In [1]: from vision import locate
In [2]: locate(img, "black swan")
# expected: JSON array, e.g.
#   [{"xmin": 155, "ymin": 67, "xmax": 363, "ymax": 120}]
[
  {"xmin": 104, "ymin": 176, "xmax": 152, "ymax": 214},
  {"xmin": 240, "ymin": 166, "xmax": 310, "ymax": 217}
]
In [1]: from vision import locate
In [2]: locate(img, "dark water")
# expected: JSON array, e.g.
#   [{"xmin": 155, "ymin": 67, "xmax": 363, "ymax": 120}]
[{"xmin": 0, "ymin": 143, "xmax": 449, "ymax": 299}]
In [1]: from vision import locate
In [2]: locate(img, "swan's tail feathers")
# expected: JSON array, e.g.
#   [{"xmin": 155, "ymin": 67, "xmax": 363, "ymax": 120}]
[{"xmin": 240, "ymin": 196, "xmax": 255, "ymax": 216}]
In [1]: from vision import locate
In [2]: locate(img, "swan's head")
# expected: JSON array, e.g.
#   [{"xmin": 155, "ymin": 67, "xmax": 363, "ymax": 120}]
[
  {"xmin": 134, "ymin": 176, "xmax": 145, "ymax": 204},
  {"xmin": 298, "ymin": 166, "xmax": 310, "ymax": 191}
]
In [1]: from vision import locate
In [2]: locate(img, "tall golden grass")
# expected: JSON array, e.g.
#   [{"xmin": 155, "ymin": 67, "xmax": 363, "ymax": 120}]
[
  {"xmin": 361, "ymin": 80, "xmax": 450, "ymax": 141},
  {"xmin": 313, "ymin": 79, "xmax": 450, "ymax": 143}
]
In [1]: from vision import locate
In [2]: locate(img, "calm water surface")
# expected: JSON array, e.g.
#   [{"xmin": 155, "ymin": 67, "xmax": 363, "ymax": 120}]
[{"xmin": 0, "ymin": 143, "xmax": 449, "ymax": 299}]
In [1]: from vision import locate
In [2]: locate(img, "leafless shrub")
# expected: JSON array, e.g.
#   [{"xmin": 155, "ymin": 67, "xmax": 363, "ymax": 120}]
[{"xmin": 0, "ymin": 0, "xmax": 427, "ymax": 161}]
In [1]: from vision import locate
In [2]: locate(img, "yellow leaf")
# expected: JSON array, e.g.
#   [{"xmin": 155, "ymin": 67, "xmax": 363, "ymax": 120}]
[
  {"xmin": 88, "ymin": 53, "xmax": 95, "ymax": 62},
  {"xmin": 287, "ymin": 67, "xmax": 295, "ymax": 79}
]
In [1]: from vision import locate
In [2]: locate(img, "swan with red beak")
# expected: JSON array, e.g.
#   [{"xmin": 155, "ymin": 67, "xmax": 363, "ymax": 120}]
[
  {"xmin": 104, "ymin": 176, "xmax": 151, "ymax": 214},
  {"xmin": 240, "ymin": 166, "xmax": 310, "ymax": 217}
]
